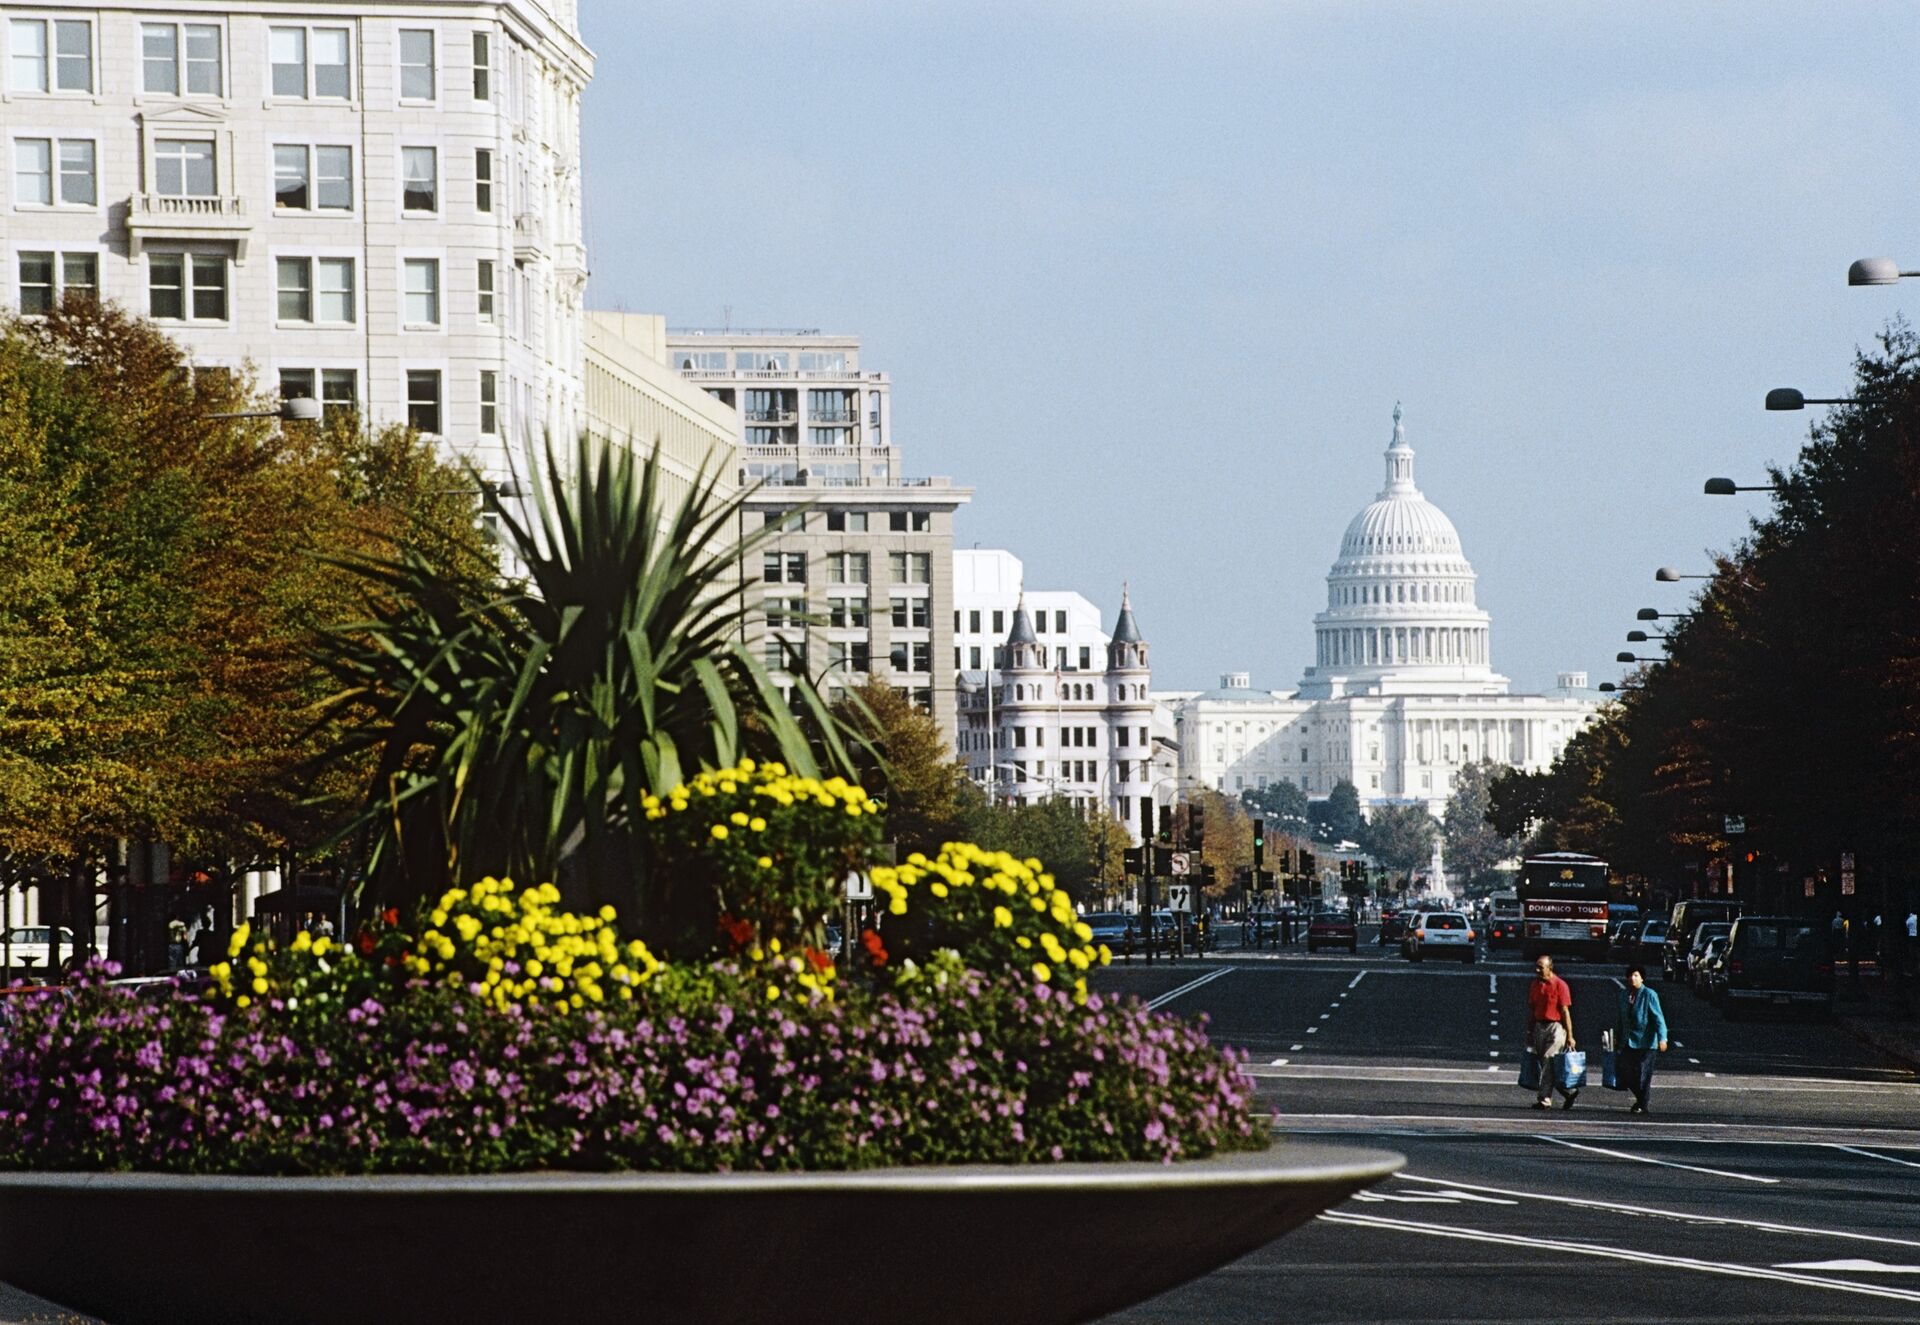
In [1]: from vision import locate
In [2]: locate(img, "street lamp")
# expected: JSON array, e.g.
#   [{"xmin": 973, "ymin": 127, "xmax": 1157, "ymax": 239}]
[
  {"xmin": 1596, "ymin": 682, "xmax": 1641, "ymax": 694},
  {"xmin": 1637, "ymin": 607, "xmax": 1691, "ymax": 621},
  {"xmin": 1616, "ymin": 652, "xmax": 1660, "ymax": 664},
  {"xmin": 1848, "ymin": 257, "xmax": 1920, "ymax": 286},
  {"xmin": 1625, "ymin": 630, "xmax": 1666, "ymax": 643},
  {"xmin": 1655, "ymin": 567, "xmax": 1712, "ymax": 582},
  {"xmin": 207, "ymin": 397, "xmax": 322, "ymax": 423},
  {"xmin": 1764, "ymin": 387, "xmax": 1851, "ymax": 411},
  {"xmin": 1704, "ymin": 477, "xmax": 1777, "ymax": 495}
]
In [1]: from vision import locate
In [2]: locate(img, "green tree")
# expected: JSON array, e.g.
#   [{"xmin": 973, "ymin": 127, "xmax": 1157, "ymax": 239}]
[
  {"xmin": 832, "ymin": 679, "xmax": 968, "ymax": 854},
  {"xmin": 1312, "ymin": 779, "xmax": 1365, "ymax": 844},
  {"xmin": 1441, "ymin": 760, "xmax": 1524, "ymax": 892},
  {"xmin": 1362, "ymin": 804, "xmax": 1438, "ymax": 883},
  {"xmin": 1240, "ymin": 780, "xmax": 1310, "ymax": 838}
]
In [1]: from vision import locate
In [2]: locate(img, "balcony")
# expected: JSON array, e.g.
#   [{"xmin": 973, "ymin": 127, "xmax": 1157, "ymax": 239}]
[
  {"xmin": 745, "ymin": 409, "xmax": 798, "ymax": 424},
  {"xmin": 514, "ymin": 212, "xmax": 547, "ymax": 260},
  {"xmin": 126, "ymin": 193, "xmax": 250, "ymax": 259},
  {"xmin": 811, "ymin": 410, "xmax": 857, "ymax": 424}
]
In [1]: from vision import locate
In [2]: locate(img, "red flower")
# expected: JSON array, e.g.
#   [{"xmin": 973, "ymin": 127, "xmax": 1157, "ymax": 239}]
[
  {"xmin": 355, "ymin": 931, "xmax": 376, "ymax": 956},
  {"xmin": 860, "ymin": 928, "xmax": 888, "ymax": 968},
  {"xmin": 717, "ymin": 914, "xmax": 754, "ymax": 950},
  {"xmin": 381, "ymin": 907, "xmax": 400, "ymax": 927},
  {"xmin": 804, "ymin": 946, "xmax": 832, "ymax": 974}
]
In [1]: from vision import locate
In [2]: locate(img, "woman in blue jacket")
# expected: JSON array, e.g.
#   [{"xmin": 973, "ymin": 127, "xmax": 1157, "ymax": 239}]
[{"xmin": 1614, "ymin": 965, "xmax": 1670, "ymax": 1113}]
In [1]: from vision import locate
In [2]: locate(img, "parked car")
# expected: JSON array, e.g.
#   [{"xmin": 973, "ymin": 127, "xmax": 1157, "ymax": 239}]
[
  {"xmin": 1307, "ymin": 909, "xmax": 1358, "ymax": 954},
  {"xmin": 1486, "ymin": 895, "xmax": 1522, "ymax": 951},
  {"xmin": 1082, "ymin": 912, "xmax": 1131, "ymax": 949},
  {"xmin": 1692, "ymin": 934, "xmax": 1729, "ymax": 996},
  {"xmin": 1720, "ymin": 916, "xmax": 1834, "ymax": 1018},
  {"xmin": 1699, "ymin": 937, "xmax": 1732, "ymax": 1002},
  {"xmin": 2, "ymin": 926, "xmax": 78, "ymax": 976},
  {"xmin": 1664, "ymin": 899, "xmax": 1742, "ymax": 981},
  {"xmin": 1404, "ymin": 910, "xmax": 1476, "ymax": 964},
  {"xmin": 1686, "ymin": 922, "xmax": 1733, "ymax": 989},
  {"xmin": 1633, "ymin": 918, "xmax": 1669, "ymax": 967}
]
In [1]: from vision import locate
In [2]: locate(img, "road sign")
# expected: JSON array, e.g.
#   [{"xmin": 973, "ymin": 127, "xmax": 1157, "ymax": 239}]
[
  {"xmin": 1169, "ymin": 852, "xmax": 1191, "ymax": 876},
  {"xmin": 1167, "ymin": 884, "xmax": 1193, "ymax": 913},
  {"xmin": 845, "ymin": 871, "xmax": 873, "ymax": 901},
  {"xmin": 1724, "ymin": 815, "xmax": 1746, "ymax": 835}
]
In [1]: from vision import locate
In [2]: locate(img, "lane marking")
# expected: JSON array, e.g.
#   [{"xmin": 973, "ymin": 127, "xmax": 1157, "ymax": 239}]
[
  {"xmin": 1319, "ymin": 1013, "xmax": 1331, "ymax": 1021},
  {"xmin": 1775, "ymin": 1259, "xmax": 1920, "ymax": 1274},
  {"xmin": 1397, "ymin": 1172, "xmax": 1920, "ymax": 1250},
  {"xmin": 1289, "ymin": 1044, "xmax": 1304, "ymax": 1051},
  {"xmin": 1318, "ymin": 1212, "xmax": 1920, "ymax": 1304},
  {"xmin": 1831, "ymin": 1144, "xmax": 1920, "ymax": 1170},
  {"xmin": 1689, "ymin": 1057, "xmax": 1701, "ymax": 1065},
  {"xmin": 1307, "ymin": 1027, "xmax": 1318, "ymax": 1034},
  {"xmin": 1488, "ymin": 974, "xmax": 1497, "ymax": 995},
  {"xmin": 1537, "ymin": 1135, "xmax": 1778, "ymax": 1184},
  {"xmin": 1144, "ymin": 967, "xmax": 1232, "ymax": 1010},
  {"xmin": 1269, "ymin": 1057, "xmax": 1289, "ymax": 1066},
  {"xmin": 1348, "ymin": 971, "xmax": 1368, "ymax": 990}
]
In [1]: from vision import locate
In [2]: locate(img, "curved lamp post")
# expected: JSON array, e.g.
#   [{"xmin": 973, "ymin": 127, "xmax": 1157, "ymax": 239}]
[
  {"xmin": 1637, "ymin": 607, "xmax": 1691, "ymax": 621},
  {"xmin": 1616, "ymin": 652, "xmax": 1660, "ymax": 664},
  {"xmin": 1655, "ymin": 567, "xmax": 1712, "ymax": 582},
  {"xmin": 1765, "ymin": 387, "xmax": 1851, "ymax": 411},
  {"xmin": 1625, "ymin": 630, "xmax": 1666, "ymax": 643},
  {"xmin": 209, "ymin": 397, "xmax": 322, "ymax": 423},
  {"xmin": 1704, "ymin": 477, "xmax": 1778, "ymax": 495},
  {"xmin": 1848, "ymin": 257, "xmax": 1920, "ymax": 286}
]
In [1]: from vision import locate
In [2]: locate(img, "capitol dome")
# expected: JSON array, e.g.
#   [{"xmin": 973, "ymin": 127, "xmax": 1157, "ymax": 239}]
[{"xmin": 1297, "ymin": 406, "xmax": 1508, "ymax": 699}]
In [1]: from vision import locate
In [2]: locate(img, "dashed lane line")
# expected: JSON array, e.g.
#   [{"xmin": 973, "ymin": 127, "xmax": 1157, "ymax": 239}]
[
  {"xmin": 1537, "ymin": 1134, "xmax": 1778, "ymax": 1184},
  {"xmin": 1316, "ymin": 1211, "xmax": 1920, "ymax": 1305},
  {"xmin": 1348, "ymin": 971, "xmax": 1368, "ymax": 990},
  {"xmin": 1830, "ymin": 1144, "xmax": 1920, "ymax": 1170}
]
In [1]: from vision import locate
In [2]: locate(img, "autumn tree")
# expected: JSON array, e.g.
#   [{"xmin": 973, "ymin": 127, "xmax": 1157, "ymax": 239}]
[{"xmin": 832, "ymin": 679, "xmax": 968, "ymax": 854}]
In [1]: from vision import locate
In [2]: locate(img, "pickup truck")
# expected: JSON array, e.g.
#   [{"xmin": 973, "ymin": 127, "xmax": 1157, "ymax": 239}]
[
  {"xmin": 1719, "ymin": 916, "xmax": 1834, "ymax": 1017},
  {"xmin": 1307, "ymin": 909, "xmax": 1358, "ymax": 954}
]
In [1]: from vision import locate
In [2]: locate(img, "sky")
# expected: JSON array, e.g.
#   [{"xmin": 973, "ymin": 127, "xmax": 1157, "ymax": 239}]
[{"xmin": 579, "ymin": 1, "xmax": 1920, "ymax": 694}]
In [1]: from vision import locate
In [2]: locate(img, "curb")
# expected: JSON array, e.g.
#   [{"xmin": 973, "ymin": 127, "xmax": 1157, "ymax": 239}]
[{"xmin": 1837, "ymin": 1011, "xmax": 1920, "ymax": 1072}]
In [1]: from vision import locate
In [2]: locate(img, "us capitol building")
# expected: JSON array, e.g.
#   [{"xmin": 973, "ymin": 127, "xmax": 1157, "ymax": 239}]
[{"xmin": 1162, "ymin": 407, "xmax": 1599, "ymax": 817}]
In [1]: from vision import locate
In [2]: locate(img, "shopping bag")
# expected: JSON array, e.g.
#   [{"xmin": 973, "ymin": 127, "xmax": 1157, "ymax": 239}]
[
  {"xmin": 1518, "ymin": 1053, "xmax": 1541, "ymax": 1090},
  {"xmin": 1602, "ymin": 1049, "xmax": 1622, "ymax": 1090},
  {"xmin": 1559, "ymin": 1049, "xmax": 1588, "ymax": 1091}
]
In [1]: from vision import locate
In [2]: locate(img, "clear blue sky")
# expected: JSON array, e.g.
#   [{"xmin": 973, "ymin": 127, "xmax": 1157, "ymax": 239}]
[{"xmin": 580, "ymin": 1, "xmax": 1919, "ymax": 693}]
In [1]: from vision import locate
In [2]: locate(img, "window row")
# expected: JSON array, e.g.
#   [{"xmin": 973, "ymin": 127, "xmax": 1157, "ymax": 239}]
[
  {"xmin": 766, "ymin": 640, "xmax": 931, "ymax": 676},
  {"xmin": 759, "ymin": 508, "xmax": 934, "ymax": 534},
  {"xmin": 8, "ymin": 18, "xmax": 495, "ymax": 105},
  {"xmin": 761, "ymin": 552, "xmax": 932, "ymax": 586}
]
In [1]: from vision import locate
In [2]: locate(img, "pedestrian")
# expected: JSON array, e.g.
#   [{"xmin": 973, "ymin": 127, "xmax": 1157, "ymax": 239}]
[
  {"xmin": 165, "ymin": 920, "xmax": 188, "ymax": 974},
  {"xmin": 1612, "ymin": 964, "xmax": 1669, "ymax": 1114},
  {"xmin": 1527, "ymin": 954, "xmax": 1579, "ymax": 1110},
  {"xmin": 315, "ymin": 916, "xmax": 335, "ymax": 940}
]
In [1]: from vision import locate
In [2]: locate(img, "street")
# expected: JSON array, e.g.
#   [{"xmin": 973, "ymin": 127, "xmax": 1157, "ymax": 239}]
[{"xmin": 1094, "ymin": 924, "xmax": 1920, "ymax": 1323}]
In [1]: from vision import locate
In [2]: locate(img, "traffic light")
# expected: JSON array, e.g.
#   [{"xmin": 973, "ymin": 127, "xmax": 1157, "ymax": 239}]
[
  {"xmin": 1156, "ymin": 803, "xmax": 1173, "ymax": 846},
  {"xmin": 1187, "ymin": 802, "xmax": 1206, "ymax": 850},
  {"xmin": 1252, "ymin": 820, "xmax": 1265, "ymax": 870},
  {"xmin": 1300, "ymin": 850, "xmax": 1316, "ymax": 879},
  {"xmin": 1122, "ymin": 847, "xmax": 1144, "ymax": 877}
]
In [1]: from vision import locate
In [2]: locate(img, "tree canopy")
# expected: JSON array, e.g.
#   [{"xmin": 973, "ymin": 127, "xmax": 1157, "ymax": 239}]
[
  {"xmin": 1312, "ymin": 779, "xmax": 1365, "ymax": 844},
  {"xmin": 1360, "ymin": 804, "xmax": 1437, "ymax": 879},
  {"xmin": 1441, "ymin": 760, "xmax": 1524, "ymax": 892}
]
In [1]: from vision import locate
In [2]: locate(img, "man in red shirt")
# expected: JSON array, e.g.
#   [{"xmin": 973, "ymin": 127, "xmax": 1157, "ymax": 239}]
[{"xmin": 1528, "ymin": 954, "xmax": 1578, "ymax": 1110}]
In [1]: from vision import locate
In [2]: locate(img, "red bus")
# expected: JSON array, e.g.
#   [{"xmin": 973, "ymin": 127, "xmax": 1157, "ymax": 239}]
[{"xmin": 1519, "ymin": 852, "xmax": 1611, "ymax": 962}]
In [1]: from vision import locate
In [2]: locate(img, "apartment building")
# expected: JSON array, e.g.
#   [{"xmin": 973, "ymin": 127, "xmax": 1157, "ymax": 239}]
[
  {"xmin": 667, "ymin": 328, "xmax": 971, "ymax": 741},
  {"xmin": 1, "ymin": 0, "xmax": 592, "ymax": 485}
]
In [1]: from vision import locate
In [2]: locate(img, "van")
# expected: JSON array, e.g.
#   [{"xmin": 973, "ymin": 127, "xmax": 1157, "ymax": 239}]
[
  {"xmin": 1663, "ymin": 899, "xmax": 1742, "ymax": 981},
  {"xmin": 1719, "ymin": 916, "xmax": 1834, "ymax": 1017}
]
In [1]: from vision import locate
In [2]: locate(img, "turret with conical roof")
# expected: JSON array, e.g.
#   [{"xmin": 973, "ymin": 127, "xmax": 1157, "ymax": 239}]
[
  {"xmin": 1003, "ymin": 595, "xmax": 1047, "ymax": 671},
  {"xmin": 1107, "ymin": 584, "xmax": 1148, "ymax": 672}
]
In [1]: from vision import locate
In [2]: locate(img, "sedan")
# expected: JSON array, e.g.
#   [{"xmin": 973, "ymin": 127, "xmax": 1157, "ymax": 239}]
[
  {"xmin": 1404, "ymin": 911, "xmax": 1476, "ymax": 964},
  {"xmin": 1307, "ymin": 910, "xmax": 1358, "ymax": 954}
]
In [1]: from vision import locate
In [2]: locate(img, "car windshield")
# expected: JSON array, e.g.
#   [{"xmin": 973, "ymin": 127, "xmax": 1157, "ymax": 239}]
[
  {"xmin": 1737, "ymin": 922, "xmax": 1822, "ymax": 955},
  {"xmin": 1643, "ymin": 921, "xmax": 1668, "ymax": 937},
  {"xmin": 1425, "ymin": 914, "xmax": 1466, "ymax": 929}
]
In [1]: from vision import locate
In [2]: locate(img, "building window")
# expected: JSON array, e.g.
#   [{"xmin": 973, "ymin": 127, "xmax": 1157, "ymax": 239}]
[
  {"xmin": 146, "ymin": 253, "xmax": 227, "ymax": 321},
  {"xmin": 476, "ymin": 259, "xmax": 496, "ymax": 321},
  {"xmin": 15, "ymin": 250, "xmax": 94, "ymax": 314},
  {"xmin": 827, "ymin": 596, "xmax": 868, "ymax": 628},
  {"xmin": 825, "ymin": 510, "xmax": 869, "ymax": 533},
  {"xmin": 142, "ymin": 22, "xmax": 221, "ymax": 96},
  {"xmin": 406, "ymin": 369, "xmax": 441, "ymax": 434},
  {"xmin": 886, "ymin": 552, "xmax": 931, "ymax": 584},
  {"xmin": 273, "ymin": 144, "xmax": 353, "ymax": 211},
  {"xmin": 402, "ymin": 258, "xmax": 440, "ymax": 326},
  {"xmin": 270, "ymin": 26, "xmax": 350, "ymax": 99},
  {"xmin": 398, "ymin": 29, "xmax": 435, "ymax": 100},
  {"xmin": 275, "ymin": 257, "xmax": 311, "ymax": 321},
  {"xmin": 889, "ymin": 596, "xmax": 930, "ymax": 629},
  {"xmin": 401, "ymin": 147, "xmax": 437, "ymax": 212},
  {"xmin": 472, "ymin": 32, "xmax": 491, "ymax": 100},
  {"xmin": 13, "ymin": 138, "xmax": 92, "ymax": 207},
  {"xmin": 475, "ymin": 149, "xmax": 493, "ymax": 213},
  {"xmin": 276, "ymin": 368, "xmax": 359, "ymax": 422},
  {"xmin": 827, "ymin": 552, "xmax": 869, "ymax": 585},
  {"xmin": 154, "ymin": 139, "xmax": 216, "ymax": 198},
  {"xmin": 890, "ymin": 643, "xmax": 932, "ymax": 675},
  {"xmin": 274, "ymin": 257, "xmax": 356, "ymax": 325},
  {"xmin": 479, "ymin": 370, "xmax": 499, "ymax": 435},
  {"xmin": 9, "ymin": 18, "xmax": 90, "ymax": 94},
  {"xmin": 763, "ymin": 552, "xmax": 806, "ymax": 585},
  {"xmin": 888, "ymin": 510, "xmax": 907, "ymax": 532}
]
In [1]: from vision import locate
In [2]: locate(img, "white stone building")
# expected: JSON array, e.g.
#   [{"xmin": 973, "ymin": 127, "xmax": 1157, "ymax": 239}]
[
  {"xmin": 952, "ymin": 549, "xmax": 1108, "ymax": 676},
  {"xmin": 1165, "ymin": 408, "xmax": 1600, "ymax": 815},
  {"xmin": 957, "ymin": 590, "xmax": 1165, "ymax": 839},
  {"xmin": 1, "ymin": 0, "xmax": 593, "ymax": 488}
]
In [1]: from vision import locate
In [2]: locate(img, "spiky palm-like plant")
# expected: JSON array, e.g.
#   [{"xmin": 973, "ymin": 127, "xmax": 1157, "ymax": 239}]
[{"xmin": 315, "ymin": 434, "xmax": 860, "ymax": 935}]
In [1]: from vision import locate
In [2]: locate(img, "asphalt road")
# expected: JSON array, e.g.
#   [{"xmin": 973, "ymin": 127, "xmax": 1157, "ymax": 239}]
[{"xmin": 1093, "ymin": 925, "xmax": 1920, "ymax": 1323}]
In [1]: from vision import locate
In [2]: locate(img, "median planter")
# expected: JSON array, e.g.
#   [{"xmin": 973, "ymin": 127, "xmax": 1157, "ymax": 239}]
[{"xmin": 0, "ymin": 1142, "xmax": 1400, "ymax": 1325}]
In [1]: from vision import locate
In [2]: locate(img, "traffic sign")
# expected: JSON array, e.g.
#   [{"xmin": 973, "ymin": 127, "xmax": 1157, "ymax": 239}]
[
  {"xmin": 1169, "ymin": 852, "xmax": 1191, "ymax": 876},
  {"xmin": 1723, "ymin": 815, "xmax": 1746, "ymax": 836},
  {"xmin": 845, "ymin": 871, "xmax": 873, "ymax": 901},
  {"xmin": 1167, "ymin": 884, "xmax": 1193, "ymax": 913}
]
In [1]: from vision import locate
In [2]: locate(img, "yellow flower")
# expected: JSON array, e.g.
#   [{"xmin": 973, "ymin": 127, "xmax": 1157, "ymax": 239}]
[
  {"xmin": 250, "ymin": 977, "xmax": 268, "ymax": 995},
  {"xmin": 757, "ymin": 856, "xmax": 773, "ymax": 869},
  {"xmin": 1032, "ymin": 962, "xmax": 1052, "ymax": 982},
  {"xmin": 749, "ymin": 817, "xmax": 767, "ymax": 832},
  {"xmin": 711, "ymin": 823, "xmax": 729, "ymax": 841},
  {"xmin": 992, "ymin": 906, "xmax": 1013, "ymax": 928},
  {"xmin": 765, "ymin": 983, "xmax": 782, "ymax": 1002}
]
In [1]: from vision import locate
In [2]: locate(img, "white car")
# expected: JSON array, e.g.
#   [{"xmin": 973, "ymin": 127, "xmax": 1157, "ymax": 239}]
[
  {"xmin": 1404, "ymin": 911, "xmax": 1476, "ymax": 964},
  {"xmin": 3, "ymin": 926, "xmax": 78, "ymax": 975}
]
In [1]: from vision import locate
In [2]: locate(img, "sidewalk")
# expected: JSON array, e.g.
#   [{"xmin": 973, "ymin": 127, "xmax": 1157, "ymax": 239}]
[
  {"xmin": 1835, "ymin": 975, "xmax": 1920, "ymax": 1071},
  {"xmin": 0, "ymin": 1282, "xmax": 100, "ymax": 1325}
]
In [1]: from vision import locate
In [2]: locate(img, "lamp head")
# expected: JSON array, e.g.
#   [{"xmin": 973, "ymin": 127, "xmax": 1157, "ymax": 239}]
[
  {"xmin": 1627, "ymin": 630, "xmax": 1649, "ymax": 643},
  {"xmin": 1703, "ymin": 477, "xmax": 1739, "ymax": 496},
  {"xmin": 1655, "ymin": 567, "xmax": 1683, "ymax": 582},
  {"xmin": 1765, "ymin": 387, "xmax": 1806, "ymax": 412},
  {"xmin": 1636, "ymin": 608, "xmax": 1660, "ymax": 620},
  {"xmin": 1598, "ymin": 682, "xmax": 1618, "ymax": 694},
  {"xmin": 1616, "ymin": 652, "xmax": 1637, "ymax": 663},
  {"xmin": 279, "ymin": 397, "xmax": 323, "ymax": 423},
  {"xmin": 1848, "ymin": 257, "xmax": 1902, "ymax": 287}
]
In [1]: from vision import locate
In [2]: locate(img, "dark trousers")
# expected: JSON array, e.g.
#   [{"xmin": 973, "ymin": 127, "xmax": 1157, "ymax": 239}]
[{"xmin": 1618, "ymin": 1048, "xmax": 1658, "ymax": 1105}]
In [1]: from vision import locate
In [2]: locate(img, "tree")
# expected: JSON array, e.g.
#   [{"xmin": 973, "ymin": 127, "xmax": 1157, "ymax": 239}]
[
  {"xmin": 1185, "ymin": 787, "xmax": 1252, "ymax": 894},
  {"xmin": 1312, "ymin": 779, "xmax": 1365, "ymax": 844},
  {"xmin": 957, "ymin": 791, "xmax": 1123, "ymax": 904},
  {"xmin": 1240, "ymin": 780, "xmax": 1310, "ymax": 838},
  {"xmin": 1362, "ymin": 804, "xmax": 1438, "ymax": 883},
  {"xmin": 832, "ymin": 680, "xmax": 968, "ymax": 854},
  {"xmin": 1441, "ymin": 760, "xmax": 1524, "ymax": 893},
  {"xmin": 0, "ymin": 301, "xmax": 490, "ymax": 868}
]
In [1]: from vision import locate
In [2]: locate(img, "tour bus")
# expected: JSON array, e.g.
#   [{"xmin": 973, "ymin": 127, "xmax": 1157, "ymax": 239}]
[{"xmin": 1518, "ymin": 852, "xmax": 1611, "ymax": 962}]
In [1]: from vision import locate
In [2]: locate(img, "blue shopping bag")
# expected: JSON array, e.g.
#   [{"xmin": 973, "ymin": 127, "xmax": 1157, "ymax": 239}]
[
  {"xmin": 1602, "ymin": 1049, "xmax": 1622, "ymax": 1090},
  {"xmin": 1518, "ymin": 1053, "xmax": 1541, "ymax": 1090},
  {"xmin": 1559, "ymin": 1049, "xmax": 1588, "ymax": 1091}
]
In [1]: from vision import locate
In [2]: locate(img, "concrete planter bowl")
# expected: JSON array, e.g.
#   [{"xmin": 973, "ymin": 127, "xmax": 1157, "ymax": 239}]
[{"xmin": 0, "ymin": 1142, "xmax": 1398, "ymax": 1325}]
